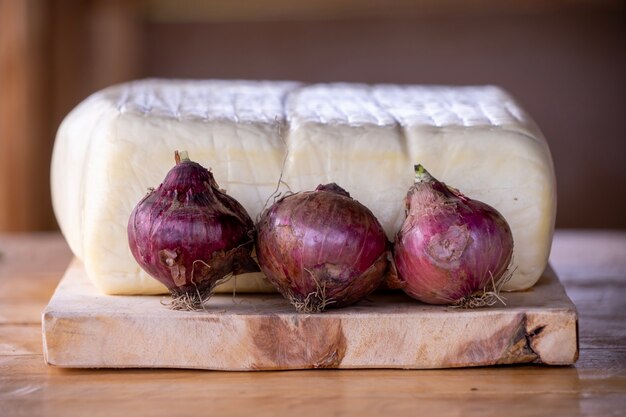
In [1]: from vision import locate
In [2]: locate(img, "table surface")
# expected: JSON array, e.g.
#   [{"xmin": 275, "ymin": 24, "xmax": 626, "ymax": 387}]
[{"xmin": 1, "ymin": 231, "xmax": 625, "ymax": 417}]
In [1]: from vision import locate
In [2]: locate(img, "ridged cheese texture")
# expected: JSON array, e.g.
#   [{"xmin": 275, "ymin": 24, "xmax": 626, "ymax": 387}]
[{"xmin": 51, "ymin": 79, "xmax": 556, "ymax": 295}]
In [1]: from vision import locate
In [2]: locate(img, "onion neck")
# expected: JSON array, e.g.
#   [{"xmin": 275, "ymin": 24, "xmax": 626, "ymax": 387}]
[
  {"xmin": 414, "ymin": 164, "xmax": 434, "ymax": 184},
  {"xmin": 315, "ymin": 183, "xmax": 351, "ymax": 198},
  {"xmin": 175, "ymin": 150, "xmax": 191, "ymax": 165}
]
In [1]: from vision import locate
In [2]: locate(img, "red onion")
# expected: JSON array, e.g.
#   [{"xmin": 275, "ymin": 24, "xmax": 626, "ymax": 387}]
[
  {"xmin": 127, "ymin": 151, "xmax": 259, "ymax": 310},
  {"xmin": 393, "ymin": 165, "xmax": 514, "ymax": 307},
  {"xmin": 256, "ymin": 183, "xmax": 390, "ymax": 313}
]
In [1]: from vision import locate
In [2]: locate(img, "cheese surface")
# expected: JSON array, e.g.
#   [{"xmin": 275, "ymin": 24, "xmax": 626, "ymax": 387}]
[{"xmin": 51, "ymin": 79, "xmax": 556, "ymax": 295}]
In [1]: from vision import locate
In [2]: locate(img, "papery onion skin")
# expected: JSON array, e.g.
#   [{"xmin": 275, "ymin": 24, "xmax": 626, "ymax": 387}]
[
  {"xmin": 127, "ymin": 151, "xmax": 259, "ymax": 309},
  {"xmin": 393, "ymin": 165, "xmax": 514, "ymax": 305},
  {"xmin": 256, "ymin": 183, "xmax": 390, "ymax": 313}
]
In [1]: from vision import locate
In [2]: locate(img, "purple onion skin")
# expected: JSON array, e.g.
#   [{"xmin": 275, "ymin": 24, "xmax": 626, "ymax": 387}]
[
  {"xmin": 256, "ymin": 183, "xmax": 390, "ymax": 312},
  {"xmin": 127, "ymin": 152, "xmax": 259, "ymax": 304},
  {"xmin": 393, "ymin": 165, "xmax": 513, "ymax": 305}
]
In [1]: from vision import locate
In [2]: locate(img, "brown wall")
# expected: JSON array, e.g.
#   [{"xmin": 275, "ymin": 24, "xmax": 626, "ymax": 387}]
[
  {"xmin": 1, "ymin": 0, "xmax": 624, "ymax": 231},
  {"xmin": 0, "ymin": 0, "xmax": 142, "ymax": 232}
]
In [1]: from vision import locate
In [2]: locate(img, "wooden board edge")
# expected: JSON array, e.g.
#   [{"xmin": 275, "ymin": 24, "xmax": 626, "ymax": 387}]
[{"xmin": 41, "ymin": 259, "xmax": 580, "ymax": 370}]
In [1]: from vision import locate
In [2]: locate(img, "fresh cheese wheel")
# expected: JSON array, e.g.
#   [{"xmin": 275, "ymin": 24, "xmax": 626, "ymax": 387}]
[{"xmin": 51, "ymin": 79, "xmax": 556, "ymax": 295}]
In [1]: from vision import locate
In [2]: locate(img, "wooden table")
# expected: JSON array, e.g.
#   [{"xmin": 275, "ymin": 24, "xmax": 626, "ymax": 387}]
[{"xmin": 1, "ymin": 231, "xmax": 625, "ymax": 416}]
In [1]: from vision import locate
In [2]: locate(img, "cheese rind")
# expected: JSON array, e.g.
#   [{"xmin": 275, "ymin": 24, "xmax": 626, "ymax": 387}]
[{"xmin": 51, "ymin": 80, "xmax": 556, "ymax": 295}]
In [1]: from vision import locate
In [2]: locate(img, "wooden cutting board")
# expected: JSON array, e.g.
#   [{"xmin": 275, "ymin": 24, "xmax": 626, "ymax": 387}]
[{"xmin": 42, "ymin": 260, "xmax": 578, "ymax": 370}]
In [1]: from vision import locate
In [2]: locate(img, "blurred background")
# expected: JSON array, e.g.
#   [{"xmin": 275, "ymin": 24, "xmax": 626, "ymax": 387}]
[{"xmin": 0, "ymin": 0, "xmax": 624, "ymax": 232}]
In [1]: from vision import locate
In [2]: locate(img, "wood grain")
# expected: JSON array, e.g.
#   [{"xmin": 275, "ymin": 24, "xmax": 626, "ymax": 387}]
[{"xmin": 0, "ymin": 230, "xmax": 625, "ymax": 416}]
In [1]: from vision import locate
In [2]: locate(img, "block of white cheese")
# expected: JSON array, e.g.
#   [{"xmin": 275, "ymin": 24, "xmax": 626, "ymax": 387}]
[{"xmin": 51, "ymin": 79, "xmax": 556, "ymax": 295}]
